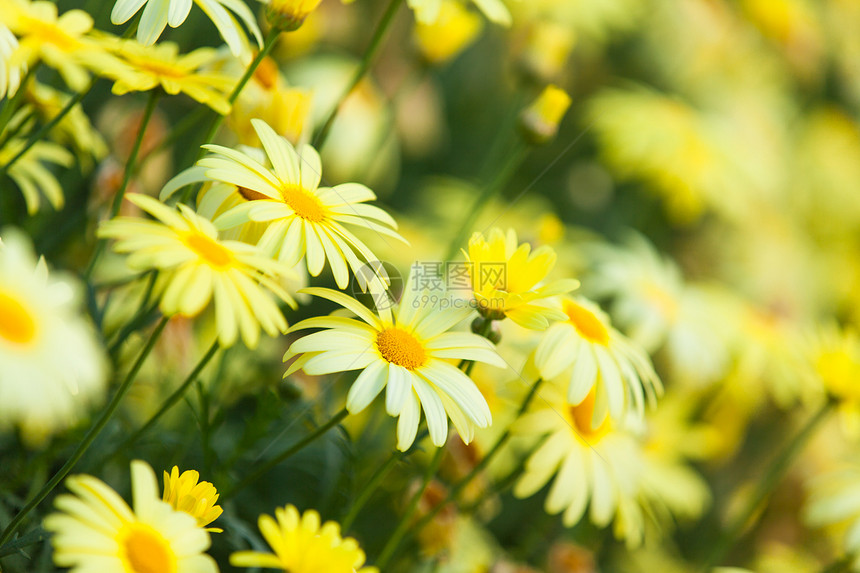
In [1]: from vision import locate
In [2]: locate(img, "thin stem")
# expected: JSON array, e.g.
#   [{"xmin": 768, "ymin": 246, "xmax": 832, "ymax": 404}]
[
  {"xmin": 341, "ymin": 431, "xmax": 429, "ymax": 532},
  {"xmin": 85, "ymin": 90, "xmax": 160, "ymax": 281},
  {"xmin": 197, "ymin": 26, "xmax": 280, "ymax": 150},
  {"xmin": 701, "ymin": 399, "xmax": 835, "ymax": 570},
  {"xmin": 443, "ymin": 141, "xmax": 529, "ymax": 262},
  {"xmin": 1, "ymin": 81, "xmax": 94, "ymax": 173},
  {"xmin": 224, "ymin": 407, "xmax": 350, "ymax": 499},
  {"xmin": 375, "ymin": 445, "xmax": 446, "ymax": 569},
  {"xmin": 107, "ymin": 271, "xmax": 160, "ymax": 355},
  {"xmin": 379, "ymin": 378, "xmax": 545, "ymax": 567},
  {"xmin": 109, "ymin": 340, "xmax": 220, "ymax": 456},
  {"xmin": 0, "ymin": 317, "xmax": 168, "ymax": 546},
  {"xmin": 313, "ymin": 0, "xmax": 403, "ymax": 149}
]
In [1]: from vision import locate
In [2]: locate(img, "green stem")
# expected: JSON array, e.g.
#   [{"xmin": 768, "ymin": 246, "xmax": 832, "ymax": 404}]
[
  {"xmin": 109, "ymin": 340, "xmax": 220, "ymax": 456},
  {"xmin": 378, "ymin": 377, "xmax": 545, "ymax": 567},
  {"xmin": 0, "ymin": 64, "xmax": 39, "ymax": 136},
  {"xmin": 375, "ymin": 445, "xmax": 446, "ymax": 569},
  {"xmin": 107, "ymin": 271, "xmax": 160, "ymax": 355},
  {"xmin": 341, "ymin": 432, "xmax": 428, "ymax": 532},
  {"xmin": 0, "ymin": 317, "xmax": 168, "ymax": 546},
  {"xmin": 313, "ymin": 0, "xmax": 403, "ymax": 149},
  {"xmin": 1, "ymin": 81, "xmax": 94, "ymax": 173},
  {"xmin": 701, "ymin": 399, "xmax": 835, "ymax": 570},
  {"xmin": 820, "ymin": 557, "xmax": 853, "ymax": 573},
  {"xmin": 197, "ymin": 26, "xmax": 280, "ymax": 150},
  {"xmin": 85, "ymin": 90, "xmax": 160, "ymax": 281},
  {"xmin": 443, "ymin": 141, "xmax": 529, "ymax": 262},
  {"xmin": 224, "ymin": 407, "xmax": 350, "ymax": 499}
]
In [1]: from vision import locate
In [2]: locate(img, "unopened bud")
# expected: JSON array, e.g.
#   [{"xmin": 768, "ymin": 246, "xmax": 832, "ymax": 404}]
[
  {"xmin": 414, "ymin": 0, "xmax": 483, "ymax": 65},
  {"xmin": 519, "ymin": 21, "xmax": 575, "ymax": 83},
  {"xmin": 265, "ymin": 0, "xmax": 322, "ymax": 31},
  {"xmin": 520, "ymin": 85, "xmax": 572, "ymax": 145}
]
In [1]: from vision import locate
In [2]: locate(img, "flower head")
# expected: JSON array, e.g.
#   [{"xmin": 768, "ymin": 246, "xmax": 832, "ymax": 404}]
[
  {"xmin": 231, "ymin": 504, "xmax": 377, "ymax": 572},
  {"xmin": 414, "ymin": 0, "xmax": 484, "ymax": 65},
  {"xmin": 188, "ymin": 118, "xmax": 405, "ymax": 288},
  {"xmin": 263, "ymin": 0, "xmax": 323, "ymax": 31},
  {"xmin": 0, "ymin": 138, "xmax": 72, "ymax": 213},
  {"xmin": 44, "ymin": 460, "xmax": 217, "ymax": 573},
  {"xmin": 110, "ymin": 0, "xmax": 262, "ymax": 56},
  {"xmin": 466, "ymin": 227, "xmax": 578, "ymax": 330},
  {"xmin": 0, "ymin": 230, "xmax": 108, "ymax": 446},
  {"xmin": 163, "ymin": 467, "xmax": 223, "ymax": 532},
  {"xmin": 98, "ymin": 193, "xmax": 297, "ymax": 348},
  {"xmin": 95, "ymin": 39, "xmax": 234, "ymax": 114},
  {"xmin": 285, "ymin": 279, "xmax": 505, "ymax": 451},
  {"xmin": 520, "ymin": 84, "xmax": 572, "ymax": 144},
  {"xmin": 0, "ymin": 22, "xmax": 24, "ymax": 99},
  {"xmin": 534, "ymin": 296, "xmax": 662, "ymax": 428},
  {"xmin": 407, "ymin": 0, "xmax": 513, "ymax": 27}
]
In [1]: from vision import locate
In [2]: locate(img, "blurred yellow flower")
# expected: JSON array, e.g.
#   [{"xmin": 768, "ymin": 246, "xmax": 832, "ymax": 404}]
[
  {"xmin": 285, "ymin": 283, "xmax": 504, "ymax": 450},
  {"xmin": 513, "ymin": 381, "xmax": 646, "ymax": 547},
  {"xmin": 534, "ymin": 296, "xmax": 662, "ymax": 427},
  {"xmin": 231, "ymin": 504, "xmax": 377, "ymax": 572},
  {"xmin": 0, "ymin": 138, "xmax": 72, "ymax": 213},
  {"xmin": 520, "ymin": 84, "xmax": 572, "ymax": 144},
  {"xmin": 518, "ymin": 19, "xmax": 575, "ymax": 83},
  {"xmin": 198, "ymin": 118, "xmax": 405, "ymax": 288},
  {"xmin": 98, "ymin": 193, "xmax": 297, "ymax": 349},
  {"xmin": 0, "ymin": 22, "xmax": 24, "ymax": 99},
  {"xmin": 0, "ymin": 0, "xmax": 101, "ymax": 91},
  {"xmin": 407, "ymin": 0, "xmax": 513, "ymax": 26},
  {"xmin": 110, "ymin": 0, "xmax": 261, "ymax": 57},
  {"xmin": 163, "ymin": 467, "xmax": 223, "ymax": 532},
  {"xmin": 414, "ymin": 0, "xmax": 484, "ymax": 65},
  {"xmin": 810, "ymin": 325, "xmax": 860, "ymax": 404},
  {"xmin": 466, "ymin": 227, "xmax": 578, "ymax": 330},
  {"xmin": 95, "ymin": 39, "xmax": 234, "ymax": 114},
  {"xmin": 0, "ymin": 230, "xmax": 108, "ymax": 446},
  {"xmin": 45, "ymin": 460, "xmax": 217, "ymax": 573},
  {"xmin": 27, "ymin": 80, "xmax": 108, "ymax": 164},
  {"xmin": 804, "ymin": 465, "xmax": 860, "ymax": 570}
]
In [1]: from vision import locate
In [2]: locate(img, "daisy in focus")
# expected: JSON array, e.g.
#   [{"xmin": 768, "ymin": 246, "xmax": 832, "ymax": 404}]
[
  {"xmin": 466, "ymin": 227, "xmax": 578, "ymax": 330},
  {"xmin": 284, "ymin": 281, "xmax": 505, "ymax": 451},
  {"xmin": 110, "ymin": 0, "xmax": 261, "ymax": 56},
  {"xmin": 44, "ymin": 460, "xmax": 217, "ymax": 573},
  {"xmin": 534, "ymin": 296, "xmax": 662, "ymax": 428},
  {"xmin": 513, "ymin": 380, "xmax": 647, "ymax": 547},
  {"xmin": 163, "ymin": 467, "xmax": 223, "ymax": 532},
  {"xmin": 94, "ymin": 39, "xmax": 234, "ymax": 114},
  {"xmin": 197, "ymin": 118, "xmax": 405, "ymax": 288},
  {"xmin": 0, "ymin": 230, "xmax": 108, "ymax": 446},
  {"xmin": 98, "ymin": 193, "xmax": 297, "ymax": 349},
  {"xmin": 231, "ymin": 504, "xmax": 377, "ymax": 572}
]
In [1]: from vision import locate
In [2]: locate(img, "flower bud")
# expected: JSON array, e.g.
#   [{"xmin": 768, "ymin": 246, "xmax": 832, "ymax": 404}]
[
  {"xmin": 414, "ymin": 0, "xmax": 483, "ymax": 65},
  {"xmin": 265, "ymin": 0, "xmax": 322, "ymax": 31},
  {"xmin": 520, "ymin": 84, "xmax": 572, "ymax": 145}
]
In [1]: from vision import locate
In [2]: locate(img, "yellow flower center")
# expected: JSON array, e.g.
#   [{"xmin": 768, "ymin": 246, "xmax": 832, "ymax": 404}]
[
  {"xmin": 564, "ymin": 300, "xmax": 610, "ymax": 346},
  {"xmin": 0, "ymin": 290, "xmax": 37, "ymax": 345},
  {"xmin": 253, "ymin": 56, "xmax": 279, "ymax": 90},
  {"xmin": 121, "ymin": 524, "xmax": 176, "ymax": 573},
  {"xmin": 377, "ymin": 328, "xmax": 426, "ymax": 370},
  {"xmin": 184, "ymin": 232, "xmax": 233, "ymax": 268},
  {"xmin": 28, "ymin": 20, "xmax": 78, "ymax": 52},
  {"xmin": 280, "ymin": 184, "xmax": 325, "ymax": 222},
  {"xmin": 132, "ymin": 57, "xmax": 186, "ymax": 79},
  {"xmin": 568, "ymin": 389, "xmax": 611, "ymax": 442}
]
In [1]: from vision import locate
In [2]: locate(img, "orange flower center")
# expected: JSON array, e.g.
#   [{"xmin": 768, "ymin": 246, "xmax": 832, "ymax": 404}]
[
  {"xmin": 0, "ymin": 290, "xmax": 37, "ymax": 345},
  {"xmin": 376, "ymin": 328, "xmax": 426, "ymax": 370},
  {"xmin": 121, "ymin": 525, "xmax": 176, "ymax": 573},
  {"xmin": 568, "ymin": 389, "xmax": 611, "ymax": 442},
  {"xmin": 184, "ymin": 232, "xmax": 233, "ymax": 268},
  {"xmin": 253, "ymin": 56, "xmax": 279, "ymax": 90},
  {"xmin": 564, "ymin": 300, "xmax": 610, "ymax": 346},
  {"xmin": 281, "ymin": 184, "xmax": 325, "ymax": 222}
]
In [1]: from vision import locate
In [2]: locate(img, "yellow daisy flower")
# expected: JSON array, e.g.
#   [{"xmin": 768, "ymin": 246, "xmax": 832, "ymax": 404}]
[
  {"xmin": 231, "ymin": 504, "xmax": 377, "ymax": 573},
  {"xmin": 98, "ymin": 193, "xmax": 297, "ymax": 349},
  {"xmin": 534, "ymin": 296, "xmax": 662, "ymax": 428},
  {"xmin": 0, "ymin": 230, "xmax": 108, "ymax": 446},
  {"xmin": 110, "ymin": 0, "xmax": 261, "ymax": 56},
  {"xmin": 0, "ymin": 138, "xmax": 72, "ymax": 213},
  {"xmin": 262, "ymin": 0, "xmax": 323, "ymax": 31},
  {"xmin": 0, "ymin": 0, "xmax": 100, "ymax": 91},
  {"xmin": 466, "ymin": 227, "xmax": 578, "ymax": 330},
  {"xmin": 94, "ymin": 39, "xmax": 234, "ymax": 114},
  {"xmin": 284, "ymin": 281, "xmax": 505, "ymax": 451},
  {"xmin": 163, "ymin": 467, "xmax": 223, "ymax": 532},
  {"xmin": 1, "ymin": 22, "xmax": 24, "ymax": 99},
  {"xmin": 513, "ymin": 381, "xmax": 646, "ymax": 547},
  {"xmin": 44, "ymin": 460, "xmax": 217, "ymax": 573},
  {"xmin": 28, "ymin": 80, "xmax": 109, "ymax": 164},
  {"xmin": 196, "ymin": 118, "xmax": 405, "ymax": 288}
]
